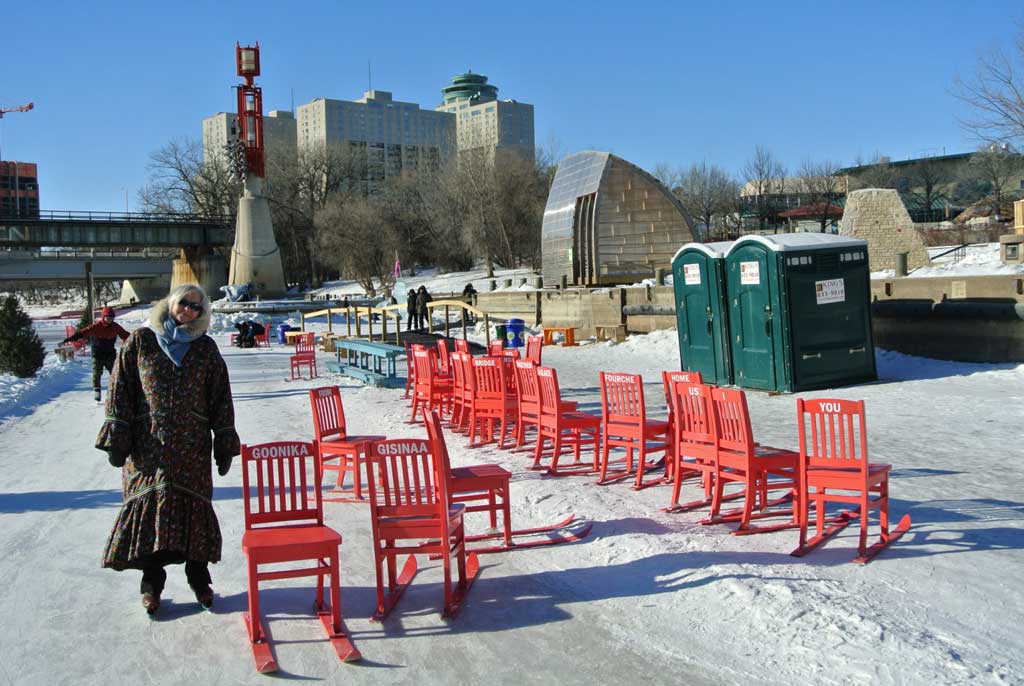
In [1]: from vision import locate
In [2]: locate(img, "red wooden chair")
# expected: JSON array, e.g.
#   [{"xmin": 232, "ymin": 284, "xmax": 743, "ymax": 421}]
[
  {"xmin": 410, "ymin": 347, "xmax": 454, "ymax": 423},
  {"xmin": 309, "ymin": 386, "xmax": 386, "ymax": 503},
  {"xmin": 663, "ymin": 380, "xmax": 722, "ymax": 513},
  {"xmin": 453, "ymin": 338, "xmax": 470, "ymax": 354},
  {"xmin": 513, "ymin": 360, "xmax": 578, "ymax": 451},
  {"xmin": 533, "ymin": 366, "xmax": 601, "ymax": 476},
  {"xmin": 425, "ymin": 410, "xmax": 513, "ymax": 550},
  {"xmin": 254, "ymin": 325, "xmax": 271, "ymax": 348},
  {"xmin": 289, "ymin": 333, "xmax": 317, "ymax": 380},
  {"xmin": 525, "ymin": 335, "xmax": 543, "ymax": 364},
  {"xmin": 240, "ymin": 440, "xmax": 360, "ymax": 672},
  {"xmin": 469, "ymin": 356, "xmax": 518, "ymax": 448},
  {"xmin": 704, "ymin": 387, "xmax": 799, "ymax": 535},
  {"xmin": 598, "ymin": 372, "xmax": 670, "ymax": 489},
  {"xmin": 661, "ymin": 371, "xmax": 704, "ymax": 482},
  {"xmin": 448, "ymin": 350, "xmax": 469, "ymax": 432},
  {"xmin": 365, "ymin": 436, "xmax": 478, "ymax": 620},
  {"xmin": 792, "ymin": 398, "xmax": 910, "ymax": 563},
  {"xmin": 488, "ymin": 339, "xmax": 504, "ymax": 356}
]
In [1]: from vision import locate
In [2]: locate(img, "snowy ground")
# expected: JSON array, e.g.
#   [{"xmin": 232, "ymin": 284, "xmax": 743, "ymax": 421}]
[
  {"xmin": 1, "ymin": 300, "xmax": 1021, "ymax": 686},
  {"xmin": 871, "ymin": 242, "xmax": 1024, "ymax": 279}
]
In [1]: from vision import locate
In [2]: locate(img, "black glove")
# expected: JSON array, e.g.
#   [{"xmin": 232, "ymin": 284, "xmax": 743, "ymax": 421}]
[
  {"xmin": 108, "ymin": 450, "xmax": 127, "ymax": 468},
  {"xmin": 216, "ymin": 455, "xmax": 232, "ymax": 476},
  {"xmin": 60, "ymin": 338, "xmax": 70, "ymax": 346}
]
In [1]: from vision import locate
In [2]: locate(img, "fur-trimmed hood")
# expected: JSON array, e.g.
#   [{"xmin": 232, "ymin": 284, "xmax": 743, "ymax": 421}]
[{"xmin": 148, "ymin": 295, "xmax": 211, "ymax": 337}]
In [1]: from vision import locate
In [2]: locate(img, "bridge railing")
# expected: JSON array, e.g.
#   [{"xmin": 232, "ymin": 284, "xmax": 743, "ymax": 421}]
[{"xmin": 29, "ymin": 210, "xmax": 233, "ymax": 224}]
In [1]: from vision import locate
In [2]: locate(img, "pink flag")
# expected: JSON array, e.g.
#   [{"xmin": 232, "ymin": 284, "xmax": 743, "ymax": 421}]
[{"xmin": 393, "ymin": 259, "xmax": 401, "ymax": 278}]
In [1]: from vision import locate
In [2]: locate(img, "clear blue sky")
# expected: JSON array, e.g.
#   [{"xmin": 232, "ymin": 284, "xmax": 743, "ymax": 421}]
[{"xmin": 3, "ymin": 0, "xmax": 1020, "ymax": 212}]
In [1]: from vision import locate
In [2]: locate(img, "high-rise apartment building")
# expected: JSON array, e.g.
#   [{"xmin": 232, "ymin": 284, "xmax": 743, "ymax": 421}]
[
  {"xmin": 202, "ymin": 110, "xmax": 297, "ymax": 167},
  {"xmin": 0, "ymin": 161, "xmax": 40, "ymax": 218},
  {"xmin": 436, "ymin": 72, "xmax": 534, "ymax": 164},
  {"xmin": 296, "ymin": 90, "xmax": 453, "ymax": 190}
]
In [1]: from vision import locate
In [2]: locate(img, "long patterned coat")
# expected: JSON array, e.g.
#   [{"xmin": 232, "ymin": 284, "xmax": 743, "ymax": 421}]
[{"xmin": 96, "ymin": 312, "xmax": 239, "ymax": 571}]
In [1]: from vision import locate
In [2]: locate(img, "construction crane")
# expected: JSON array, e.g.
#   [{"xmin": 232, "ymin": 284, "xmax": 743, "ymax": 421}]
[
  {"xmin": 0, "ymin": 102, "xmax": 33, "ymax": 118},
  {"xmin": 0, "ymin": 102, "xmax": 33, "ymax": 162}
]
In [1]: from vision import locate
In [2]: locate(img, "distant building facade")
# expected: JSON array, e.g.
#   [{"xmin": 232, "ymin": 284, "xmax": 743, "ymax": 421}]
[
  {"xmin": 436, "ymin": 72, "xmax": 534, "ymax": 165},
  {"xmin": 542, "ymin": 151, "xmax": 694, "ymax": 287},
  {"xmin": 0, "ymin": 161, "xmax": 40, "ymax": 218},
  {"xmin": 202, "ymin": 110, "xmax": 297, "ymax": 167},
  {"xmin": 296, "ymin": 90, "xmax": 452, "ymax": 191}
]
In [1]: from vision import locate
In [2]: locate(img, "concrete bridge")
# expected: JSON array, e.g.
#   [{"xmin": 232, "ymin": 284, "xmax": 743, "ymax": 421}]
[
  {"xmin": 0, "ymin": 210, "xmax": 232, "ymax": 248},
  {"xmin": 0, "ymin": 210, "xmax": 233, "ymax": 302}
]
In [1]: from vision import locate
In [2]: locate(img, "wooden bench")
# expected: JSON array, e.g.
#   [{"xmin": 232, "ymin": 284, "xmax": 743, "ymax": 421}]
[
  {"xmin": 328, "ymin": 339, "xmax": 406, "ymax": 388},
  {"xmin": 542, "ymin": 326, "xmax": 579, "ymax": 347},
  {"xmin": 595, "ymin": 324, "xmax": 627, "ymax": 343}
]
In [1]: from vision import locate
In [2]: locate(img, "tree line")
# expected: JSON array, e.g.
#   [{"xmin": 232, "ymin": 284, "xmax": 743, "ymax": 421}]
[{"xmin": 138, "ymin": 140, "xmax": 552, "ymax": 295}]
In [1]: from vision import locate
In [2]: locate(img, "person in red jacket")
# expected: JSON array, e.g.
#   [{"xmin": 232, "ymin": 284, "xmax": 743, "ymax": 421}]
[{"xmin": 63, "ymin": 306, "xmax": 130, "ymax": 401}]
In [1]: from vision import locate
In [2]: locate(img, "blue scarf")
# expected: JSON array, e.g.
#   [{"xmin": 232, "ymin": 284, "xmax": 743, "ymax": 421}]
[{"xmin": 152, "ymin": 316, "xmax": 202, "ymax": 367}]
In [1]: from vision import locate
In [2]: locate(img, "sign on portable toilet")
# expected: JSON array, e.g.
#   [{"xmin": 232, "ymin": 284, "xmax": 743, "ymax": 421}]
[
  {"xmin": 671, "ymin": 241, "xmax": 734, "ymax": 385},
  {"xmin": 724, "ymin": 234, "xmax": 876, "ymax": 393}
]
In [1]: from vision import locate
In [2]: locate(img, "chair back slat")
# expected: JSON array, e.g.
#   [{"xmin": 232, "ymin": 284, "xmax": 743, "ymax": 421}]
[
  {"xmin": 242, "ymin": 441, "xmax": 322, "ymax": 529},
  {"xmin": 525, "ymin": 336, "xmax": 543, "ymax": 364},
  {"xmin": 367, "ymin": 437, "xmax": 449, "ymax": 517},
  {"xmin": 515, "ymin": 360, "xmax": 539, "ymax": 408},
  {"xmin": 670, "ymin": 381, "xmax": 716, "ymax": 445},
  {"xmin": 473, "ymin": 357, "xmax": 504, "ymax": 399},
  {"xmin": 436, "ymin": 339, "xmax": 452, "ymax": 375},
  {"xmin": 488, "ymin": 339, "xmax": 504, "ymax": 356},
  {"xmin": 600, "ymin": 372, "xmax": 647, "ymax": 427},
  {"xmin": 451, "ymin": 351, "xmax": 466, "ymax": 395},
  {"xmin": 536, "ymin": 365, "xmax": 562, "ymax": 418},
  {"xmin": 309, "ymin": 386, "xmax": 346, "ymax": 440},
  {"xmin": 709, "ymin": 387, "xmax": 756, "ymax": 457},
  {"xmin": 454, "ymin": 338, "xmax": 470, "ymax": 353},
  {"xmin": 798, "ymin": 398, "xmax": 867, "ymax": 472}
]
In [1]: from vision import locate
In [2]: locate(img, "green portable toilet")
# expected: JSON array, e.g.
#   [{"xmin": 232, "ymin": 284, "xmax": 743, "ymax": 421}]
[
  {"xmin": 671, "ymin": 241, "xmax": 734, "ymax": 385},
  {"xmin": 724, "ymin": 234, "xmax": 876, "ymax": 393}
]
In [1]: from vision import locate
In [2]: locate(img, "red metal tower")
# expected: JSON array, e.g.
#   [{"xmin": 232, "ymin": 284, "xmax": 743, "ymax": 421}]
[{"xmin": 235, "ymin": 43, "xmax": 265, "ymax": 178}]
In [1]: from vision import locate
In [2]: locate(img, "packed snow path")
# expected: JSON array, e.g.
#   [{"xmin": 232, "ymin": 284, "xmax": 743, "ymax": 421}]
[{"xmin": 0, "ymin": 330, "xmax": 1021, "ymax": 686}]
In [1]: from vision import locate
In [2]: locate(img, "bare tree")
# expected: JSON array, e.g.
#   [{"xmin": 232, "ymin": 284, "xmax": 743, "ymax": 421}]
[
  {"xmin": 675, "ymin": 161, "xmax": 739, "ymax": 240},
  {"xmin": 905, "ymin": 156, "xmax": 949, "ymax": 220},
  {"xmin": 954, "ymin": 28, "xmax": 1024, "ymax": 145},
  {"xmin": 742, "ymin": 145, "xmax": 787, "ymax": 231},
  {"xmin": 963, "ymin": 145, "xmax": 1024, "ymax": 217},
  {"xmin": 316, "ymin": 196, "xmax": 391, "ymax": 295},
  {"xmin": 652, "ymin": 162, "xmax": 683, "ymax": 192},
  {"xmin": 138, "ymin": 138, "xmax": 240, "ymax": 217},
  {"xmin": 849, "ymin": 153, "xmax": 898, "ymax": 190},
  {"xmin": 796, "ymin": 159, "xmax": 844, "ymax": 232}
]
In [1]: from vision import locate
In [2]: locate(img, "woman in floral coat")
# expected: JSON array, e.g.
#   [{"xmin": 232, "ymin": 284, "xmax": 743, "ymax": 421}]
[{"xmin": 96, "ymin": 284, "xmax": 239, "ymax": 616}]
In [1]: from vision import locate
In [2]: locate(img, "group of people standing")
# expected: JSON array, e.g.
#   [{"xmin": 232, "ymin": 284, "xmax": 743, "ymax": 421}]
[{"xmin": 405, "ymin": 285, "xmax": 432, "ymax": 330}]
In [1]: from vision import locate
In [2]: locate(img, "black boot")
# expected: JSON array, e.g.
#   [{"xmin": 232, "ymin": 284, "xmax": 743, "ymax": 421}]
[
  {"xmin": 94, "ymin": 388, "xmax": 101, "ymax": 402},
  {"xmin": 141, "ymin": 593, "xmax": 160, "ymax": 616}
]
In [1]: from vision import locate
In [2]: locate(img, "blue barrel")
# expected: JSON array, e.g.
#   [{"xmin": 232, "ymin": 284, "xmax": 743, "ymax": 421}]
[
  {"xmin": 277, "ymin": 323, "xmax": 292, "ymax": 344},
  {"xmin": 505, "ymin": 318, "xmax": 526, "ymax": 348}
]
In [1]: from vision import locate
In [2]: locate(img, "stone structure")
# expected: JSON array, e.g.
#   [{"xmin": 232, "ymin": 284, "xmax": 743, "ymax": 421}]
[
  {"xmin": 435, "ymin": 72, "xmax": 535, "ymax": 164},
  {"xmin": 542, "ymin": 151, "xmax": 695, "ymax": 287},
  {"xmin": 839, "ymin": 189, "xmax": 930, "ymax": 272},
  {"xmin": 229, "ymin": 176, "xmax": 285, "ymax": 296}
]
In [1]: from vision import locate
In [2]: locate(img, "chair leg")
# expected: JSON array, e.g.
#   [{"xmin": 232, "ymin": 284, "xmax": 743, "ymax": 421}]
[
  {"xmin": 328, "ymin": 552, "xmax": 342, "ymax": 633},
  {"xmin": 374, "ymin": 553, "xmax": 386, "ymax": 616},
  {"xmin": 247, "ymin": 558, "xmax": 262, "ymax": 642}
]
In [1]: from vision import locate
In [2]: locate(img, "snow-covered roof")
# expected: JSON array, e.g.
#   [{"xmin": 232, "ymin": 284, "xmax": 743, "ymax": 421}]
[
  {"xmin": 671, "ymin": 241, "xmax": 734, "ymax": 262},
  {"xmin": 726, "ymin": 233, "xmax": 867, "ymax": 255}
]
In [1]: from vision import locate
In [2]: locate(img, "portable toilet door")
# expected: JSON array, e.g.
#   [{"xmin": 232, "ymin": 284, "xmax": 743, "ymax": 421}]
[
  {"xmin": 671, "ymin": 241, "xmax": 733, "ymax": 385},
  {"xmin": 724, "ymin": 237, "xmax": 788, "ymax": 391}
]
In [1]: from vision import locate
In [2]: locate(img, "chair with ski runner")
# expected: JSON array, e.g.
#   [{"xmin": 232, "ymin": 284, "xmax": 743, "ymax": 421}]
[{"xmin": 424, "ymin": 411, "xmax": 591, "ymax": 554}]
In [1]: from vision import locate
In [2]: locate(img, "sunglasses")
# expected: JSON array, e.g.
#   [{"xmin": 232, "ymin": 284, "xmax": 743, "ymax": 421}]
[{"xmin": 179, "ymin": 300, "xmax": 204, "ymax": 313}]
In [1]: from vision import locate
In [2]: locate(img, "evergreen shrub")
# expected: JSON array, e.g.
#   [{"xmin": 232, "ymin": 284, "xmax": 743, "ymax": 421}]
[{"xmin": 0, "ymin": 295, "xmax": 47, "ymax": 378}]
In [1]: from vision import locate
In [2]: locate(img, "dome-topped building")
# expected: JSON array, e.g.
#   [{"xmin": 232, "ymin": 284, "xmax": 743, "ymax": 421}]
[
  {"xmin": 441, "ymin": 71, "xmax": 499, "ymax": 105},
  {"xmin": 436, "ymin": 71, "xmax": 534, "ymax": 164}
]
